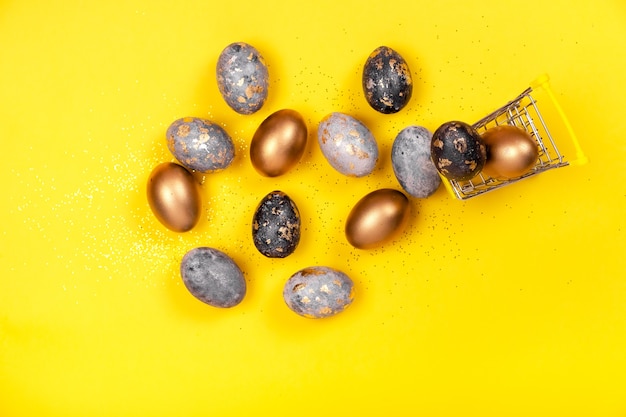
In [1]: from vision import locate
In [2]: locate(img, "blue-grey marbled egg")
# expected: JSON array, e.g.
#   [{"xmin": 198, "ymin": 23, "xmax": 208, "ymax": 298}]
[
  {"xmin": 180, "ymin": 247, "xmax": 246, "ymax": 308},
  {"xmin": 317, "ymin": 112, "xmax": 379, "ymax": 177},
  {"xmin": 283, "ymin": 266, "xmax": 355, "ymax": 319},
  {"xmin": 362, "ymin": 46, "xmax": 413, "ymax": 114},
  {"xmin": 391, "ymin": 126, "xmax": 441, "ymax": 198},
  {"xmin": 216, "ymin": 42, "xmax": 269, "ymax": 115},
  {"xmin": 252, "ymin": 191, "xmax": 301, "ymax": 258},
  {"xmin": 166, "ymin": 117, "xmax": 235, "ymax": 173}
]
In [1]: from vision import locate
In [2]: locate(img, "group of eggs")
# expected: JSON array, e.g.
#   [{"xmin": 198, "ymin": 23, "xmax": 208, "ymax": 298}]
[{"xmin": 146, "ymin": 42, "xmax": 541, "ymax": 319}]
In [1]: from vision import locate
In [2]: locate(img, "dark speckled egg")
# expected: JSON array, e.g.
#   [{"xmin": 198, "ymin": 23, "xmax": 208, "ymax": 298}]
[
  {"xmin": 166, "ymin": 117, "xmax": 235, "ymax": 173},
  {"xmin": 362, "ymin": 46, "xmax": 413, "ymax": 114},
  {"xmin": 283, "ymin": 266, "xmax": 355, "ymax": 319},
  {"xmin": 317, "ymin": 112, "xmax": 379, "ymax": 177},
  {"xmin": 180, "ymin": 247, "xmax": 246, "ymax": 308},
  {"xmin": 252, "ymin": 191, "xmax": 301, "ymax": 258},
  {"xmin": 216, "ymin": 42, "xmax": 269, "ymax": 115},
  {"xmin": 431, "ymin": 121, "xmax": 486, "ymax": 181},
  {"xmin": 391, "ymin": 126, "xmax": 441, "ymax": 198}
]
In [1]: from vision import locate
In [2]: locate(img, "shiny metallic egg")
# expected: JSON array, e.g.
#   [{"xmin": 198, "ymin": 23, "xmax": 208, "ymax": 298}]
[
  {"xmin": 482, "ymin": 125, "xmax": 540, "ymax": 179},
  {"xmin": 146, "ymin": 162, "xmax": 202, "ymax": 233},
  {"xmin": 250, "ymin": 109, "xmax": 308, "ymax": 177},
  {"xmin": 345, "ymin": 188, "xmax": 411, "ymax": 249}
]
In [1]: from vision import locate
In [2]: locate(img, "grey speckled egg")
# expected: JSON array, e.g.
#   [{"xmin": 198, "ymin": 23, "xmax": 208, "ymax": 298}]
[
  {"xmin": 252, "ymin": 191, "xmax": 300, "ymax": 258},
  {"xmin": 391, "ymin": 126, "xmax": 441, "ymax": 198},
  {"xmin": 216, "ymin": 42, "xmax": 269, "ymax": 115},
  {"xmin": 166, "ymin": 117, "xmax": 235, "ymax": 173},
  {"xmin": 317, "ymin": 112, "xmax": 378, "ymax": 177},
  {"xmin": 180, "ymin": 247, "xmax": 246, "ymax": 308},
  {"xmin": 283, "ymin": 266, "xmax": 355, "ymax": 319},
  {"xmin": 362, "ymin": 46, "xmax": 413, "ymax": 114}
]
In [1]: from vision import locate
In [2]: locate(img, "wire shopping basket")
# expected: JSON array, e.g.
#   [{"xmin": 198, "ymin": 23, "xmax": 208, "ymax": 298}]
[{"xmin": 440, "ymin": 74, "xmax": 587, "ymax": 200}]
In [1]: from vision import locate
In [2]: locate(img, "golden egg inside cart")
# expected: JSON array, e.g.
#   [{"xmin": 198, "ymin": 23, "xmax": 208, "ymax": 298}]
[{"xmin": 439, "ymin": 74, "xmax": 588, "ymax": 200}]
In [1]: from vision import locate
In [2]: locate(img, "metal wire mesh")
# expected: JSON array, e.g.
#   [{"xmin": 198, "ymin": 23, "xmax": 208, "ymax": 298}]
[{"xmin": 446, "ymin": 87, "xmax": 570, "ymax": 200}]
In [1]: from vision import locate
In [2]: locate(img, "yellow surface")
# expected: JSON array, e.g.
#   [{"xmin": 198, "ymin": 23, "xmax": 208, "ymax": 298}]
[{"xmin": 1, "ymin": 1, "xmax": 625, "ymax": 415}]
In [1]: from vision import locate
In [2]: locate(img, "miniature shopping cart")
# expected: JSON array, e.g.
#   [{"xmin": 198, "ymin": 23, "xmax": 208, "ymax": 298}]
[{"xmin": 440, "ymin": 74, "xmax": 588, "ymax": 200}]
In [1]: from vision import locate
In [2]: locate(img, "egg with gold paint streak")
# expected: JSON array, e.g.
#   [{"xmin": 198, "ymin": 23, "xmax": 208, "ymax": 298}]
[
  {"xmin": 317, "ymin": 112, "xmax": 379, "ymax": 177},
  {"xmin": 283, "ymin": 266, "xmax": 355, "ymax": 319},
  {"xmin": 216, "ymin": 42, "xmax": 269, "ymax": 115},
  {"xmin": 166, "ymin": 117, "xmax": 235, "ymax": 173}
]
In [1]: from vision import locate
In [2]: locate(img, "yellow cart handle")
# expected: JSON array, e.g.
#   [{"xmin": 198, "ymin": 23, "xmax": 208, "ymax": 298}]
[{"xmin": 530, "ymin": 74, "xmax": 588, "ymax": 166}]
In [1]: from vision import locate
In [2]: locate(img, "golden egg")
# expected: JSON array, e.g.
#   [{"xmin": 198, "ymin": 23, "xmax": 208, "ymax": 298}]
[
  {"xmin": 147, "ymin": 162, "xmax": 202, "ymax": 232},
  {"xmin": 250, "ymin": 109, "xmax": 308, "ymax": 177},
  {"xmin": 482, "ymin": 125, "xmax": 539, "ymax": 179},
  {"xmin": 345, "ymin": 189, "xmax": 411, "ymax": 249}
]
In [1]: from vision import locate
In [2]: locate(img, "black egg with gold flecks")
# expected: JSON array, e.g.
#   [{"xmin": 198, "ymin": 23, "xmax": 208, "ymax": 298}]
[
  {"xmin": 252, "ymin": 191, "xmax": 301, "ymax": 258},
  {"xmin": 362, "ymin": 46, "xmax": 413, "ymax": 114},
  {"xmin": 431, "ymin": 121, "xmax": 486, "ymax": 181}
]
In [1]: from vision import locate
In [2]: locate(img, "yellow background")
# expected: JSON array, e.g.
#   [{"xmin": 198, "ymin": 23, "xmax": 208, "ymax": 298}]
[{"xmin": 1, "ymin": 1, "xmax": 625, "ymax": 416}]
